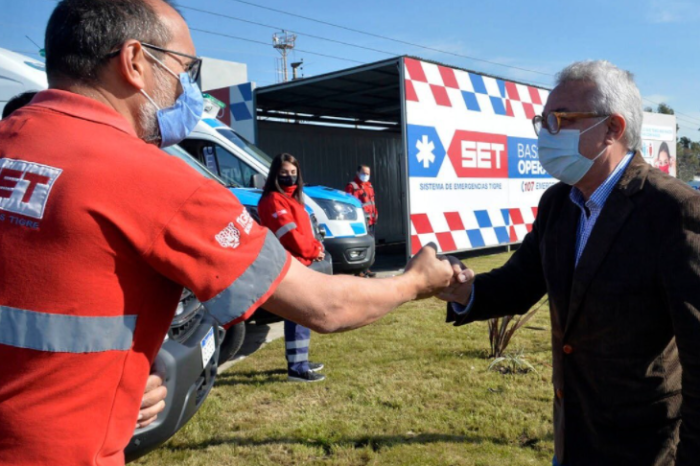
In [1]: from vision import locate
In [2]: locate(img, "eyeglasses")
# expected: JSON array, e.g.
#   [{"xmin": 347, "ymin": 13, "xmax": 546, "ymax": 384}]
[
  {"xmin": 106, "ymin": 43, "xmax": 202, "ymax": 82},
  {"xmin": 141, "ymin": 43, "xmax": 202, "ymax": 82},
  {"xmin": 532, "ymin": 112, "xmax": 608, "ymax": 136}
]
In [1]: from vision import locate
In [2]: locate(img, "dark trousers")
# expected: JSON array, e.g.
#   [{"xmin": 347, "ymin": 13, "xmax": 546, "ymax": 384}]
[
  {"xmin": 284, "ymin": 320, "xmax": 310, "ymax": 374},
  {"xmin": 283, "ymin": 254, "xmax": 332, "ymax": 374}
]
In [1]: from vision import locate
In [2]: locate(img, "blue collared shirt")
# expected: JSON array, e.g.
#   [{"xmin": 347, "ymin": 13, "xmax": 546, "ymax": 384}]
[
  {"xmin": 452, "ymin": 151, "xmax": 635, "ymax": 315},
  {"xmin": 570, "ymin": 151, "xmax": 634, "ymax": 265}
]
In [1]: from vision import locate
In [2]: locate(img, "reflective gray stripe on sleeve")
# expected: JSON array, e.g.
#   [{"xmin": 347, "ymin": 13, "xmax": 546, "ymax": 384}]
[
  {"xmin": 350, "ymin": 182, "xmax": 360, "ymax": 190},
  {"xmin": 362, "ymin": 202, "xmax": 375, "ymax": 207},
  {"xmin": 203, "ymin": 230, "xmax": 288, "ymax": 325},
  {"xmin": 275, "ymin": 222, "xmax": 297, "ymax": 239},
  {"xmin": 0, "ymin": 305, "xmax": 137, "ymax": 353},
  {"xmin": 285, "ymin": 339, "xmax": 310, "ymax": 350}
]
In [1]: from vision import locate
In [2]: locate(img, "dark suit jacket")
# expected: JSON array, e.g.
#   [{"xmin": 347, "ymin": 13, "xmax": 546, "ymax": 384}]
[{"xmin": 447, "ymin": 153, "xmax": 700, "ymax": 466}]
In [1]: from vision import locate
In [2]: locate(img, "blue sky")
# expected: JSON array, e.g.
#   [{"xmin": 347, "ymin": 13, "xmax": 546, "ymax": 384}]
[{"xmin": 2, "ymin": 0, "xmax": 700, "ymax": 139}]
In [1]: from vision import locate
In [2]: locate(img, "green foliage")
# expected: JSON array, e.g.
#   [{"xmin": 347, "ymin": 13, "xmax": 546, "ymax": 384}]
[
  {"xmin": 488, "ymin": 349, "xmax": 539, "ymax": 375},
  {"xmin": 678, "ymin": 143, "xmax": 700, "ymax": 182},
  {"xmin": 677, "ymin": 139, "xmax": 700, "ymax": 182},
  {"xmin": 487, "ymin": 299, "xmax": 548, "ymax": 359},
  {"xmin": 655, "ymin": 103, "xmax": 675, "ymax": 115}
]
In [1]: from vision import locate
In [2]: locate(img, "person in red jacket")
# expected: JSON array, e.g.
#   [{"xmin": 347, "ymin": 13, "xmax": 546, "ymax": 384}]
[
  {"xmin": 346, "ymin": 164, "xmax": 378, "ymax": 277},
  {"xmin": 258, "ymin": 153, "xmax": 326, "ymax": 382},
  {"xmin": 1, "ymin": 91, "xmax": 168, "ymax": 429}
]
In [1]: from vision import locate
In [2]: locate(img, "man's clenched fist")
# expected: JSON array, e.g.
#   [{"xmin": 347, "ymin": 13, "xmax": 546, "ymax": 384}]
[{"xmin": 403, "ymin": 243, "xmax": 454, "ymax": 300}]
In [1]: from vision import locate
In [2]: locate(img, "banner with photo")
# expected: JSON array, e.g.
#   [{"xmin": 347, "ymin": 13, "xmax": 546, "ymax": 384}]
[{"xmin": 641, "ymin": 112, "xmax": 677, "ymax": 177}]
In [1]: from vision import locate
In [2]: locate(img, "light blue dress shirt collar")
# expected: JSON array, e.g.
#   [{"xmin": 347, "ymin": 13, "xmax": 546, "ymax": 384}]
[{"xmin": 569, "ymin": 151, "xmax": 634, "ymax": 265}]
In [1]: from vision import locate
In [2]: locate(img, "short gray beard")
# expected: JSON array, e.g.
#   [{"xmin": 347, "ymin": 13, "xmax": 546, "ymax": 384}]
[{"xmin": 138, "ymin": 66, "xmax": 175, "ymax": 145}]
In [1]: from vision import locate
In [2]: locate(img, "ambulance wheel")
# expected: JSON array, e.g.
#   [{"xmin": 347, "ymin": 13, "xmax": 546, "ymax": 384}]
[{"xmin": 218, "ymin": 322, "xmax": 246, "ymax": 364}]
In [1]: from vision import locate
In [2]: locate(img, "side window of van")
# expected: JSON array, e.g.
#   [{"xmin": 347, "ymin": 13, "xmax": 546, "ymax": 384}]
[
  {"xmin": 214, "ymin": 144, "xmax": 257, "ymax": 188},
  {"xmin": 179, "ymin": 139, "xmax": 258, "ymax": 187}
]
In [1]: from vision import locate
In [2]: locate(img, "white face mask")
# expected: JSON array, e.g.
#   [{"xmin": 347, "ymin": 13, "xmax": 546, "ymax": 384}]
[
  {"xmin": 358, "ymin": 173, "xmax": 370, "ymax": 183},
  {"xmin": 537, "ymin": 117, "xmax": 610, "ymax": 185}
]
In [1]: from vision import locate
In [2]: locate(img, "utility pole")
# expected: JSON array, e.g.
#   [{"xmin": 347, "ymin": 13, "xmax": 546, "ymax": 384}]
[{"xmin": 272, "ymin": 30, "xmax": 296, "ymax": 83}]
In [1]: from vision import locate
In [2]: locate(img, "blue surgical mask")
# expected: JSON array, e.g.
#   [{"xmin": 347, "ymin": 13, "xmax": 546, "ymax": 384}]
[
  {"xmin": 537, "ymin": 117, "xmax": 609, "ymax": 185},
  {"xmin": 358, "ymin": 173, "xmax": 370, "ymax": 183},
  {"xmin": 141, "ymin": 50, "xmax": 203, "ymax": 148}
]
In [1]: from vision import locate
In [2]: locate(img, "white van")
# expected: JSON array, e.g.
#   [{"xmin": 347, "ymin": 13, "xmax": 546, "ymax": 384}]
[
  {"xmin": 0, "ymin": 49, "xmax": 47, "ymax": 116},
  {"xmin": 179, "ymin": 113, "xmax": 375, "ymax": 274}
]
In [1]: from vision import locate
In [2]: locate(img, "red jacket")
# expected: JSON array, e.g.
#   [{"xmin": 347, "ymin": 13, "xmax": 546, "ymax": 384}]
[
  {"xmin": 258, "ymin": 186, "xmax": 323, "ymax": 266},
  {"xmin": 0, "ymin": 90, "xmax": 291, "ymax": 466},
  {"xmin": 346, "ymin": 176, "xmax": 377, "ymax": 225}
]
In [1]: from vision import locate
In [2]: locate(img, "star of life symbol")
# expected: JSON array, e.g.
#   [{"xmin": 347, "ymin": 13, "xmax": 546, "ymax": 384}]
[
  {"xmin": 215, "ymin": 222, "xmax": 241, "ymax": 249},
  {"xmin": 416, "ymin": 135, "xmax": 436, "ymax": 168},
  {"xmin": 236, "ymin": 209, "xmax": 254, "ymax": 234}
]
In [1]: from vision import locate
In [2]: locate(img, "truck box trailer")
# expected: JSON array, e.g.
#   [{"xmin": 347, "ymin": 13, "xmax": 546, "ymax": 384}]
[{"xmin": 252, "ymin": 56, "xmax": 677, "ymax": 258}]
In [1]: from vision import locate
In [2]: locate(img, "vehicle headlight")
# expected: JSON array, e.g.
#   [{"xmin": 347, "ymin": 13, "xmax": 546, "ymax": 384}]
[
  {"xmin": 310, "ymin": 197, "xmax": 358, "ymax": 221},
  {"xmin": 175, "ymin": 288, "xmax": 193, "ymax": 316}
]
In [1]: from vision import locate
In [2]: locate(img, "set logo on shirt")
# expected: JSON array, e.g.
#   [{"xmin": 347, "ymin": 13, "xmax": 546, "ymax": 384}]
[
  {"xmin": 215, "ymin": 222, "xmax": 241, "ymax": 249},
  {"xmin": 0, "ymin": 158, "xmax": 62, "ymax": 220}
]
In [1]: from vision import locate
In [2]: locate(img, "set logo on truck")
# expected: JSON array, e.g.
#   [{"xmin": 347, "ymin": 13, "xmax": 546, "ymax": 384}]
[{"xmin": 408, "ymin": 124, "xmax": 551, "ymax": 180}]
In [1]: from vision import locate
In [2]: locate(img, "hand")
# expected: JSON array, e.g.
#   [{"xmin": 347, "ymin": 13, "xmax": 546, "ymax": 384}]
[
  {"xmin": 137, "ymin": 358, "xmax": 167, "ymax": 429},
  {"xmin": 437, "ymin": 256, "xmax": 475, "ymax": 305},
  {"xmin": 315, "ymin": 251, "xmax": 326, "ymax": 262},
  {"xmin": 403, "ymin": 243, "xmax": 454, "ymax": 299}
]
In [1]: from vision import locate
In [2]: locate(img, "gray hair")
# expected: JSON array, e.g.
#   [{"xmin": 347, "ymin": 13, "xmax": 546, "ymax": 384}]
[{"xmin": 556, "ymin": 60, "xmax": 643, "ymax": 152}]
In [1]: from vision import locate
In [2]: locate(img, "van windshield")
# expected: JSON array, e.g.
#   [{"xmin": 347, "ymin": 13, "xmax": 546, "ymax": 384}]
[
  {"xmin": 215, "ymin": 128, "xmax": 273, "ymax": 167},
  {"xmin": 163, "ymin": 145, "xmax": 238, "ymax": 187}
]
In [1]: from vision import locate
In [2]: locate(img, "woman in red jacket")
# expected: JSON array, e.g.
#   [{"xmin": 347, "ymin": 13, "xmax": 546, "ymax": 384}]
[{"xmin": 258, "ymin": 153, "xmax": 326, "ymax": 382}]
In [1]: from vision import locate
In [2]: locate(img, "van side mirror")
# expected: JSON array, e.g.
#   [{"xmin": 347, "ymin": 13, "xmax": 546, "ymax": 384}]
[{"xmin": 251, "ymin": 174, "xmax": 267, "ymax": 189}]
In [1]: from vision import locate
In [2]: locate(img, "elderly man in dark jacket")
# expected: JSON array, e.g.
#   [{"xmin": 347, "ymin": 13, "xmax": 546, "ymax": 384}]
[{"xmin": 440, "ymin": 60, "xmax": 700, "ymax": 466}]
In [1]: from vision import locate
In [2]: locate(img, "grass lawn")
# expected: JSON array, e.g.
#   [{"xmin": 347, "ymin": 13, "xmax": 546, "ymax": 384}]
[{"xmin": 135, "ymin": 252, "xmax": 554, "ymax": 466}]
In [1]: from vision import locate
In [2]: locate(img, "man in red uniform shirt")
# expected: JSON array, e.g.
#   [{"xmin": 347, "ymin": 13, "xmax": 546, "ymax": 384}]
[
  {"xmin": 0, "ymin": 1, "xmax": 453, "ymax": 465},
  {"xmin": 1, "ymin": 90, "xmax": 168, "ymax": 430},
  {"xmin": 347, "ymin": 164, "xmax": 378, "ymax": 277}
]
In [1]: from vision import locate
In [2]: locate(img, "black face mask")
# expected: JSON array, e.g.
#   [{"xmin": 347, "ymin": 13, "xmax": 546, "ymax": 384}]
[{"xmin": 278, "ymin": 175, "xmax": 297, "ymax": 187}]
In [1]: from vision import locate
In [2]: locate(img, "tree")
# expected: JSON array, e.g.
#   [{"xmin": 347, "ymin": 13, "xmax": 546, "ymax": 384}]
[
  {"xmin": 677, "ymin": 146, "xmax": 700, "ymax": 182},
  {"xmin": 656, "ymin": 103, "xmax": 675, "ymax": 115},
  {"xmin": 654, "ymin": 103, "xmax": 680, "ymax": 133}
]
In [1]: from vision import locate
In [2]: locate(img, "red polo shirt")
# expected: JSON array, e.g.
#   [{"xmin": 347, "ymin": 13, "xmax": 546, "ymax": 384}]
[{"xmin": 0, "ymin": 90, "xmax": 291, "ymax": 466}]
